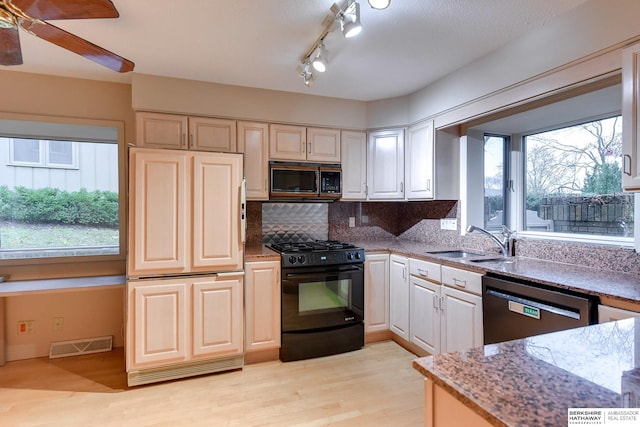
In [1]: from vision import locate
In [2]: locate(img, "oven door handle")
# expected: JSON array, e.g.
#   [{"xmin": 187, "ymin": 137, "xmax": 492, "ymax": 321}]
[{"xmin": 284, "ymin": 266, "xmax": 363, "ymax": 280}]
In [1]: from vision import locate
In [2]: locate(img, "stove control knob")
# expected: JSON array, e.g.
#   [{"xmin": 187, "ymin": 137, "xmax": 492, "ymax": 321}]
[
  {"xmin": 347, "ymin": 252, "xmax": 353, "ymax": 260},
  {"xmin": 288, "ymin": 256, "xmax": 297, "ymax": 264},
  {"xmin": 354, "ymin": 252, "xmax": 362, "ymax": 260},
  {"xmin": 298, "ymin": 255, "xmax": 306, "ymax": 264}
]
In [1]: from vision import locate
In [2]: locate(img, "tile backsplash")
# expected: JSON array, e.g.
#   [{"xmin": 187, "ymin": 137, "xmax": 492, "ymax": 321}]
[{"xmin": 261, "ymin": 203, "xmax": 328, "ymax": 245}]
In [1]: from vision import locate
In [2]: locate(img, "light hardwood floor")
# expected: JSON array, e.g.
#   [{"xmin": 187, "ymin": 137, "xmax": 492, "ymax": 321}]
[{"xmin": 0, "ymin": 341, "xmax": 424, "ymax": 426}]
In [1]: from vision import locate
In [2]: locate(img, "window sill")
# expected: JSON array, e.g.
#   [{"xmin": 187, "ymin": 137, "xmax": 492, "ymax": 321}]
[
  {"xmin": 517, "ymin": 231, "xmax": 634, "ymax": 249},
  {"xmin": 0, "ymin": 275, "xmax": 125, "ymax": 297}
]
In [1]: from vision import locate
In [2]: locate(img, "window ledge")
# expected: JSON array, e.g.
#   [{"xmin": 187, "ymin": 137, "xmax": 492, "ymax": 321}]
[
  {"xmin": 0, "ymin": 275, "xmax": 125, "ymax": 297},
  {"xmin": 517, "ymin": 231, "xmax": 634, "ymax": 249}
]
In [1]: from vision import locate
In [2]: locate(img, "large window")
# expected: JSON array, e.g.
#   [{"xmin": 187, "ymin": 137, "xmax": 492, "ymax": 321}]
[
  {"xmin": 469, "ymin": 83, "xmax": 633, "ymax": 244},
  {"xmin": 0, "ymin": 118, "xmax": 123, "ymax": 261},
  {"xmin": 524, "ymin": 116, "xmax": 632, "ymax": 238}
]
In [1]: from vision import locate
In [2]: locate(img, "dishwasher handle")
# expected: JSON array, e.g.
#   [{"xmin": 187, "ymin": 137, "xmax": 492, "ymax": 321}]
[{"xmin": 485, "ymin": 287, "xmax": 581, "ymax": 321}]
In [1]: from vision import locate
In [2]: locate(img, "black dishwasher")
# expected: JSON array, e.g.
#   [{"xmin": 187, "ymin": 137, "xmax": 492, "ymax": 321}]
[{"xmin": 482, "ymin": 274, "xmax": 597, "ymax": 345}]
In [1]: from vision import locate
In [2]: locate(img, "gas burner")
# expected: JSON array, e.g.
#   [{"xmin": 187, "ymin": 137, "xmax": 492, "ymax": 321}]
[{"xmin": 269, "ymin": 239, "xmax": 364, "ymax": 268}]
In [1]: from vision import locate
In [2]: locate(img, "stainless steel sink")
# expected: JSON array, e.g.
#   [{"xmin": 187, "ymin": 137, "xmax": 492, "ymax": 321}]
[{"xmin": 427, "ymin": 250, "xmax": 483, "ymax": 258}]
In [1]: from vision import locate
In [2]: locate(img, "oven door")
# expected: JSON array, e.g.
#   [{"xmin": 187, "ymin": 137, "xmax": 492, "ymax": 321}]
[{"xmin": 281, "ymin": 264, "xmax": 364, "ymax": 332}]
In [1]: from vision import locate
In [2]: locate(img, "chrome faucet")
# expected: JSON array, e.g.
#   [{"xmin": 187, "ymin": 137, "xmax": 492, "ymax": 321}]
[{"xmin": 466, "ymin": 224, "xmax": 515, "ymax": 257}]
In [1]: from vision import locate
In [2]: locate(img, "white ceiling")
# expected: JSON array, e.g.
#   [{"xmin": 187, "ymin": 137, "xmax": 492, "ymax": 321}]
[{"xmin": 7, "ymin": 0, "xmax": 590, "ymax": 101}]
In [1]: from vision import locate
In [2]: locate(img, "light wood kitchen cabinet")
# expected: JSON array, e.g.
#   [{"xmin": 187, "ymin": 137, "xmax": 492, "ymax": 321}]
[
  {"xmin": 598, "ymin": 304, "xmax": 640, "ymax": 323},
  {"xmin": 440, "ymin": 266, "xmax": 483, "ymax": 353},
  {"xmin": 623, "ymin": 41, "xmax": 640, "ymax": 191},
  {"xmin": 367, "ymin": 129, "xmax": 405, "ymax": 199},
  {"xmin": 238, "ymin": 121, "xmax": 269, "ymax": 200},
  {"xmin": 136, "ymin": 112, "xmax": 236, "ymax": 152},
  {"xmin": 364, "ymin": 253, "xmax": 390, "ymax": 334},
  {"xmin": 341, "ymin": 130, "xmax": 367, "ymax": 200},
  {"xmin": 128, "ymin": 148, "xmax": 244, "ymax": 276},
  {"xmin": 127, "ymin": 274, "xmax": 244, "ymax": 371},
  {"xmin": 406, "ymin": 121, "xmax": 434, "ymax": 200},
  {"xmin": 245, "ymin": 261, "xmax": 281, "ymax": 352},
  {"xmin": 389, "ymin": 254, "xmax": 410, "ymax": 340},
  {"xmin": 269, "ymin": 124, "xmax": 341, "ymax": 162},
  {"xmin": 424, "ymin": 379, "xmax": 493, "ymax": 427}
]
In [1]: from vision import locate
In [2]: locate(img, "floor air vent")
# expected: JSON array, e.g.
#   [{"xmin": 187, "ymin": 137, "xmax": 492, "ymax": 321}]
[{"xmin": 49, "ymin": 335, "xmax": 113, "ymax": 359}]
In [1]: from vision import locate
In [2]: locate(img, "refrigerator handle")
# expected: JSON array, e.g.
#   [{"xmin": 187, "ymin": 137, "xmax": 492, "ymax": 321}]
[{"xmin": 240, "ymin": 178, "xmax": 247, "ymax": 244}]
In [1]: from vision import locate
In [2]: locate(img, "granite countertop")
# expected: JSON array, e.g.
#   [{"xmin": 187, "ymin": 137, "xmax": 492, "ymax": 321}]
[
  {"xmin": 413, "ymin": 317, "xmax": 640, "ymax": 426},
  {"xmin": 350, "ymin": 238, "xmax": 640, "ymax": 306},
  {"xmin": 245, "ymin": 244, "xmax": 280, "ymax": 262}
]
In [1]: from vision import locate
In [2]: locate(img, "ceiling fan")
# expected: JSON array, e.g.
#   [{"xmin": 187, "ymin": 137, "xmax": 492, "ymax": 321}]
[{"xmin": 0, "ymin": 0, "xmax": 134, "ymax": 72}]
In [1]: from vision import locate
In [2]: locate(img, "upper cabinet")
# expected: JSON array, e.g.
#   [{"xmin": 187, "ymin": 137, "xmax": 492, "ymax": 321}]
[
  {"xmin": 136, "ymin": 112, "xmax": 236, "ymax": 152},
  {"xmin": 341, "ymin": 130, "xmax": 367, "ymax": 200},
  {"xmin": 367, "ymin": 129, "xmax": 405, "ymax": 200},
  {"xmin": 622, "ymin": 42, "xmax": 640, "ymax": 191},
  {"xmin": 269, "ymin": 124, "xmax": 341, "ymax": 163},
  {"xmin": 238, "ymin": 121, "xmax": 269, "ymax": 200},
  {"xmin": 406, "ymin": 121, "xmax": 434, "ymax": 200}
]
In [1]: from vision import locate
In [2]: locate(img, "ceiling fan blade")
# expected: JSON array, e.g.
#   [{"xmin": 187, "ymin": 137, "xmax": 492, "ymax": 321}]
[
  {"xmin": 10, "ymin": 0, "xmax": 119, "ymax": 20},
  {"xmin": 21, "ymin": 20, "xmax": 134, "ymax": 72},
  {"xmin": 0, "ymin": 26, "xmax": 23, "ymax": 65}
]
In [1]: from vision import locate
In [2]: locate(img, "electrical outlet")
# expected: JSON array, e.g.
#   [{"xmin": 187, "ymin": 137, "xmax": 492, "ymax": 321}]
[
  {"xmin": 53, "ymin": 317, "xmax": 64, "ymax": 332},
  {"xmin": 348, "ymin": 217, "xmax": 356, "ymax": 228},
  {"xmin": 17, "ymin": 320, "xmax": 35, "ymax": 335},
  {"xmin": 440, "ymin": 218, "xmax": 457, "ymax": 230}
]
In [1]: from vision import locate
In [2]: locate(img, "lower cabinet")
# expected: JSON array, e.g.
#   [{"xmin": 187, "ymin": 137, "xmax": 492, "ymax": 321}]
[
  {"xmin": 126, "ymin": 274, "xmax": 244, "ymax": 385},
  {"xmin": 598, "ymin": 304, "xmax": 640, "ymax": 323},
  {"xmin": 389, "ymin": 254, "xmax": 410, "ymax": 340},
  {"xmin": 440, "ymin": 266, "xmax": 483, "ymax": 353},
  {"xmin": 244, "ymin": 260, "xmax": 281, "ymax": 352},
  {"xmin": 365, "ymin": 253, "xmax": 390, "ymax": 333}
]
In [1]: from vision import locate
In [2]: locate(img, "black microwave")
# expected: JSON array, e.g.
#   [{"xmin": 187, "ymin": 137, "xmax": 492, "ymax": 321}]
[{"xmin": 270, "ymin": 162, "xmax": 341, "ymax": 200}]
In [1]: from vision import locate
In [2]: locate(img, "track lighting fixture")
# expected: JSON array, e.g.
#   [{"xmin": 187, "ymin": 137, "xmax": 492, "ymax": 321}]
[
  {"xmin": 296, "ymin": 0, "xmax": 389, "ymax": 87},
  {"xmin": 368, "ymin": 0, "xmax": 390, "ymax": 10},
  {"xmin": 311, "ymin": 42, "xmax": 328, "ymax": 72}
]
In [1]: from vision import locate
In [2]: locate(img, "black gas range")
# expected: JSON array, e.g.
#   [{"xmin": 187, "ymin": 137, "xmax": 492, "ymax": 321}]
[
  {"xmin": 269, "ymin": 239, "xmax": 365, "ymax": 362},
  {"xmin": 269, "ymin": 240, "xmax": 365, "ymax": 268}
]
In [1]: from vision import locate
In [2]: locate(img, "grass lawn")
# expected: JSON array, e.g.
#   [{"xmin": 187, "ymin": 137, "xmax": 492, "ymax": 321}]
[{"xmin": 0, "ymin": 221, "xmax": 119, "ymax": 249}]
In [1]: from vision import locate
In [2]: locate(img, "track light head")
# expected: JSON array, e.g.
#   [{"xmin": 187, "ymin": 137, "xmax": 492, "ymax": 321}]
[
  {"xmin": 339, "ymin": 1, "xmax": 362, "ymax": 38},
  {"xmin": 368, "ymin": 0, "xmax": 390, "ymax": 10},
  {"xmin": 311, "ymin": 42, "xmax": 328, "ymax": 73},
  {"xmin": 297, "ymin": 61, "xmax": 315, "ymax": 87}
]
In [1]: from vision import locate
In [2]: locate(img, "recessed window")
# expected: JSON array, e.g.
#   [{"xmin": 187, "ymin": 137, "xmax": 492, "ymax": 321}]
[
  {"xmin": 0, "ymin": 120, "xmax": 122, "ymax": 262},
  {"xmin": 483, "ymin": 135, "xmax": 509, "ymax": 231}
]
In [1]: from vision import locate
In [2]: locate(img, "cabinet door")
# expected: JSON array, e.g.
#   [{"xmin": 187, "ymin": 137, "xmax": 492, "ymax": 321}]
[
  {"xmin": 367, "ymin": 129, "xmax": 405, "ymax": 199},
  {"xmin": 341, "ymin": 131, "xmax": 367, "ymax": 200},
  {"xmin": 598, "ymin": 305, "xmax": 640, "ymax": 323},
  {"xmin": 622, "ymin": 42, "xmax": 640, "ymax": 190},
  {"xmin": 136, "ymin": 112, "xmax": 188, "ymax": 149},
  {"xmin": 191, "ymin": 152, "xmax": 244, "ymax": 272},
  {"xmin": 269, "ymin": 124, "xmax": 306, "ymax": 161},
  {"xmin": 127, "ymin": 278, "xmax": 189, "ymax": 370},
  {"xmin": 192, "ymin": 275, "xmax": 244, "ymax": 358},
  {"xmin": 389, "ymin": 254, "xmax": 410, "ymax": 340},
  {"xmin": 441, "ymin": 286, "xmax": 483, "ymax": 354},
  {"xmin": 307, "ymin": 127, "xmax": 341, "ymax": 162},
  {"xmin": 410, "ymin": 276, "xmax": 440, "ymax": 354},
  {"xmin": 128, "ymin": 148, "xmax": 189, "ymax": 275},
  {"xmin": 364, "ymin": 253, "xmax": 390, "ymax": 333},
  {"xmin": 238, "ymin": 121, "xmax": 269, "ymax": 200},
  {"xmin": 245, "ymin": 261, "xmax": 281, "ymax": 351},
  {"xmin": 406, "ymin": 121, "xmax": 434, "ymax": 200},
  {"xmin": 189, "ymin": 117, "xmax": 237, "ymax": 152}
]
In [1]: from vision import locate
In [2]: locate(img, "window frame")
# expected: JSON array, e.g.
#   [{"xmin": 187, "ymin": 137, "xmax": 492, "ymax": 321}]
[
  {"xmin": 0, "ymin": 113, "xmax": 127, "ymax": 277},
  {"xmin": 9, "ymin": 138, "xmax": 79, "ymax": 169}
]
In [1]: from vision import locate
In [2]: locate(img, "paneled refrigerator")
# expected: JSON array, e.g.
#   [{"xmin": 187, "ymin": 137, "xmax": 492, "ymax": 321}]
[{"xmin": 126, "ymin": 147, "xmax": 245, "ymax": 386}]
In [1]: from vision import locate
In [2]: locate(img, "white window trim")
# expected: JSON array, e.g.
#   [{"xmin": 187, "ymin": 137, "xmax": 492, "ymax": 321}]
[{"xmin": 8, "ymin": 138, "xmax": 79, "ymax": 169}]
